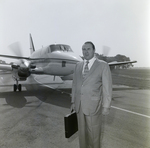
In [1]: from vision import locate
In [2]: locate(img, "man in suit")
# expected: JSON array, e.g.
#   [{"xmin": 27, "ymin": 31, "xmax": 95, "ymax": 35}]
[{"xmin": 71, "ymin": 41, "xmax": 112, "ymax": 148}]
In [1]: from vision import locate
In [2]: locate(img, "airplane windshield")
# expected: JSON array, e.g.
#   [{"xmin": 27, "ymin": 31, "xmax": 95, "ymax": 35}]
[{"xmin": 50, "ymin": 45, "xmax": 73, "ymax": 52}]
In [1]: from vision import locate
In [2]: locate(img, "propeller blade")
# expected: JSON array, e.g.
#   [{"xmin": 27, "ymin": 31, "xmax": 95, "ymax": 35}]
[
  {"xmin": 8, "ymin": 42, "xmax": 23, "ymax": 57},
  {"xmin": 8, "ymin": 42, "xmax": 25, "ymax": 64},
  {"xmin": 102, "ymin": 46, "xmax": 110, "ymax": 56}
]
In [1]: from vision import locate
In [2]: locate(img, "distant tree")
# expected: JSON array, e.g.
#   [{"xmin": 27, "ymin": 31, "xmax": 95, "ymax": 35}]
[
  {"xmin": 115, "ymin": 54, "xmax": 130, "ymax": 62},
  {"xmin": 97, "ymin": 53, "xmax": 133, "ymax": 69}
]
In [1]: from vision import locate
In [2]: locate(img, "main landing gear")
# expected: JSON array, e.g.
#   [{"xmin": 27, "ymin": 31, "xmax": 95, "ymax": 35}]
[{"xmin": 13, "ymin": 80, "xmax": 22, "ymax": 92}]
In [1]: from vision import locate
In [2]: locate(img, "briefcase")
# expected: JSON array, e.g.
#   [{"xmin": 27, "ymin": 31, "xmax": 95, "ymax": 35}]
[{"xmin": 64, "ymin": 111, "xmax": 78, "ymax": 138}]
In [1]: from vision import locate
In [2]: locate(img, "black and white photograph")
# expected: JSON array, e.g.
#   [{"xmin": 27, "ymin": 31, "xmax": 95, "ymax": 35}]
[{"xmin": 0, "ymin": 0, "xmax": 149, "ymax": 148}]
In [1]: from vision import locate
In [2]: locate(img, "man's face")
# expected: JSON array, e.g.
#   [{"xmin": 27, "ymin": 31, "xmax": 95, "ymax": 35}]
[{"xmin": 82, "ymin": 43, "xmax": 95, "ymax": 60}]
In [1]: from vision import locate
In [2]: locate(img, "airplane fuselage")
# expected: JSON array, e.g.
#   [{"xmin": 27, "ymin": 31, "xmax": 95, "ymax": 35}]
[{"xmin": 30, "ymin": 44, "xmax": 82, "ymax": 76}]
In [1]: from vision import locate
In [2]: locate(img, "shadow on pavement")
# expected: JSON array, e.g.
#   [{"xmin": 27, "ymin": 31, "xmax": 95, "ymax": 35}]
[{"xmin": 0, "ymin": 84, "xmax": 72, "ymax": 109}]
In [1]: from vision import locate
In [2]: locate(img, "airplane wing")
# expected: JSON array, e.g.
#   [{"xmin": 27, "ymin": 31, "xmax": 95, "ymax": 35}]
[
  {"xmin": 0, "ymin": 54, "xmax": 79, "ymax": 62},
  {"xmin": 0, "ymin": 54, "xmax": 30, "ymax": 60},
  {"xmin": 0, "ymin": 54, "xmax": 78, "ymax": 76},
  {"xmin": 108, "ymin": 61, "xmax": 137, "ymax": 66},
  {"xmin": 0, "ymin": 54, "xmax": 46, "ymax": 60}
]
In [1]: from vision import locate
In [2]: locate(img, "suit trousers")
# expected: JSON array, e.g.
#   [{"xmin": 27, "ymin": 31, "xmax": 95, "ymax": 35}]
[{"xmin": 77, "ymin": 105, "xmax": 102, "ymax": 148}]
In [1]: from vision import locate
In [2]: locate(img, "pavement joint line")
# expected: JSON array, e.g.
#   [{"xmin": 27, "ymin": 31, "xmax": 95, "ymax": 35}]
[{"xmin": 111, "ymin": 106, "xmax": 150, "ymax": 119}]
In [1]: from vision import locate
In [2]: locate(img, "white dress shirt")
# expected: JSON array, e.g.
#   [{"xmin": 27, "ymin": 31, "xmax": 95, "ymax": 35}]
[{"xmin": 82, "ymin": 57, "xmax": 96, "ymax": 74}]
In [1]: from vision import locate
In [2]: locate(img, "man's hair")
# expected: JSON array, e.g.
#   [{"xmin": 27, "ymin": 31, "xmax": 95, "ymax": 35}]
[{"xmin": 84, "ymin": 41, "xmax": 95, "ymax": 50}]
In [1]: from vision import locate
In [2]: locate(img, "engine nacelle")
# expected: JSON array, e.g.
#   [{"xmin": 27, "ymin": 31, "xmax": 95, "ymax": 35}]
[
  {"xmin": 30, "ymin": 64, "xmax": 36, "ymax": 69},
  {"xmin": 61, "ymin": 74, "xmax": 73, "ymax": 80},
  {"xmin": 12, "ymin": 64, "xmax": 20, "ymax": 69}
]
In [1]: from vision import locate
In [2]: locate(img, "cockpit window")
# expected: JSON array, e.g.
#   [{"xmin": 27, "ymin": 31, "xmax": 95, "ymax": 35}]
[{"xmin": 50, "ymin": 45, "xmax": 73, "ymax": 52}]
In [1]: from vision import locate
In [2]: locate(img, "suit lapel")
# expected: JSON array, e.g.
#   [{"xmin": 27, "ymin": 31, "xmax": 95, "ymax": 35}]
[{"xmin": 78, "ymin": 62, "xmax": 84, "ymax": 82}]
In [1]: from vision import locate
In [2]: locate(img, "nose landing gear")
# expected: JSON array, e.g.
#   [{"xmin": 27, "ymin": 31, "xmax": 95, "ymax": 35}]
[{"xmin": 13, "ymin": 80, "xmax": 22, "ymax": 92}]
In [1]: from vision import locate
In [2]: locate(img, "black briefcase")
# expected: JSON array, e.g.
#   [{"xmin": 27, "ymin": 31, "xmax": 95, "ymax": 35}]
[{"xmin": 64, "ymin": 111, "xmax": 78, "ymax": 138}]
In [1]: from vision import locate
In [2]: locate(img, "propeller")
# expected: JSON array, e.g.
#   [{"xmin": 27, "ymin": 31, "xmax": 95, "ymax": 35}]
[
  {"xmin": 8, "ymin": 42, "xmax": 23, "ymax": 57},
  {"xmin": 8, "ymin": 42, "xmax": 25, "ymax": 65},
  {"xmin": 97, "ymin": 45, "xmax": 111, "ymax": 61},
  {"xmin": 102, "ymin": 45, "xmax": 110, "ymax": 56},
  {"xmin": 8, "ymin": 42, "xmax": 31, "ymax": 78},
  {"xmin": 0, "ymin": 42, "xmax": 23, "ymax": 84},
  {"xmin": 2, "ymin": 41, "xmax": 36, "ymax": 91}
]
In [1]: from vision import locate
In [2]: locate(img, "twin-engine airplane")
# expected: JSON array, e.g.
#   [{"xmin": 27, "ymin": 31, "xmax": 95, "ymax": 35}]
[{"xmin": 0, "ymin": 34, "xmax": 137, "ymax": 91}]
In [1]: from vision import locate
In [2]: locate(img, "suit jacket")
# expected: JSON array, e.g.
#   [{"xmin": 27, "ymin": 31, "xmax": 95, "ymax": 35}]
[{"xmin": 71, "ymin": 59, "xmax": 112, "ymax": 116}]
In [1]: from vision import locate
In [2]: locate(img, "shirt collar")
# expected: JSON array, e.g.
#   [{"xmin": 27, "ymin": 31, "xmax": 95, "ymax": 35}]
[{"xmin": 84, "ymin": 56, "xmax": 96, "ymax": 64}]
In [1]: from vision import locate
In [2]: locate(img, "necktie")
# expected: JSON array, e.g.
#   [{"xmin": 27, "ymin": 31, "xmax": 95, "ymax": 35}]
[{"xmin": 83, "ymin": 60, "xmax": 89, "ymax": 78}]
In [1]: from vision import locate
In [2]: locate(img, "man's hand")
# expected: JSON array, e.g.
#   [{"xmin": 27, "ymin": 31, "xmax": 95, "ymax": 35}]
[
  {"xmin": 102, "ymin": 107, "xmax": 110, "ymax": 115},
  {"xmin": 71, "ymin": 103, "xmax": 75, "ymax": 112}
]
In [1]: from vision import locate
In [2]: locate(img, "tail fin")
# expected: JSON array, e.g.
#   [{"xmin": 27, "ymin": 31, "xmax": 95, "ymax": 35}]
[{"xmin": 29, "ymin": 34, "xmax": 35, "ymax": 54}]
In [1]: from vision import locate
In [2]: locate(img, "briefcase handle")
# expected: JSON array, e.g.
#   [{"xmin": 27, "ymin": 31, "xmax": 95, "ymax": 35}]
[{"xmin": 71, "ymin": 103, "xmax": 75, "ymax": 113}]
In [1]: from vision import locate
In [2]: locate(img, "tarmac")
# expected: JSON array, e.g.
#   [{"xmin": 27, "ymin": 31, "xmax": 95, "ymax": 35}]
[{"xmin": 0, "ymin": 74, "xmax": 150, "ymax": 148}]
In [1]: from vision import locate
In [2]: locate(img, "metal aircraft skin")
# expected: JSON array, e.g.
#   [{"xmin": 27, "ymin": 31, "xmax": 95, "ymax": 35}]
[{"xmin": 0, "ymin": 34, "xmax": 137, "ymax": 91}]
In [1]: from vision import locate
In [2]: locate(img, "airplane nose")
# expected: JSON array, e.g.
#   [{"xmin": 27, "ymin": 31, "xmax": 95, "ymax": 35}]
[
  {"xmin": 67, "ymin": 53, "xmax": 82, "ymax": 62},
  {"xmin": 49, "ymin": 51, "xmax": 82, "ymax": 63}
]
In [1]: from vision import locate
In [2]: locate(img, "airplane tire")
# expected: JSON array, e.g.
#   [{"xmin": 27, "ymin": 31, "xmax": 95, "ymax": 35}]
[
  {"xmin": 14, "ymin": 84, "xmax": 17, "ymax": 92},
  {"xmin": 18, "ymin": 84, "xmax": 22, "ymax": 92}
]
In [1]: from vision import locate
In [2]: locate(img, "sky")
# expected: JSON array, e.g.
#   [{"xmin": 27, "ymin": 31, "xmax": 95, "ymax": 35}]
[{"xmin": 0, "ymin": 0, "xmax": 150, "ymax": 67}]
